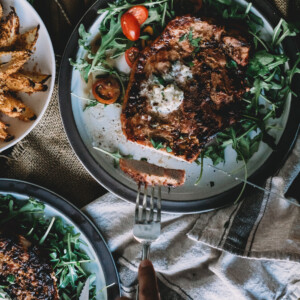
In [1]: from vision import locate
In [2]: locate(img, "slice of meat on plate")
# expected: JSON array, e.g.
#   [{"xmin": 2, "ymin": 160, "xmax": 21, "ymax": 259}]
[
  {"xmin": 119, "ymin": 158, "xmax": 186, "ymax": 187},
  {"xmin": 121, "ymin": 15, "xmax": 250, "ymax": 162}
]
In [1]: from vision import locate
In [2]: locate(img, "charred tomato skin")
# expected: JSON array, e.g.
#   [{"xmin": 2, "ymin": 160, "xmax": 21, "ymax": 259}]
[
  {"xmin": 125, "ymin": 47, "xmax": 140, "ymax": 68},
  {"xmin": 92, "ymin": 77, "xmax": 121, "ymax": 104}
]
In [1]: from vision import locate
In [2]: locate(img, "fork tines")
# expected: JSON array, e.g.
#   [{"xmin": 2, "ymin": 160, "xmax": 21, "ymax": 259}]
[{"xmin": 135, "ymin": 185, "xmax": 161, "ymax": 224}]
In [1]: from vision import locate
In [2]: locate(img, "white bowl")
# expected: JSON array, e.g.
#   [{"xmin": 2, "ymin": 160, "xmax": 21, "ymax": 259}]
[{"xmin": 0, "ymin": 0, "xmax": 55, "ymax": 152}]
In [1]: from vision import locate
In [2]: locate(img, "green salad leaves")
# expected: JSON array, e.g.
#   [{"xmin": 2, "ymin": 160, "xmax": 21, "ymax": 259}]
[
  {"xmin": 0, "ymin": 194, "xmax": 97, "ymax": 300},
  {"xmin": 70, "ymin": 0, "xmax": 300, "ymax": 189},
  {"xmin": 195, "ymin": 0, "xmax": 300, "ymax": 176}
]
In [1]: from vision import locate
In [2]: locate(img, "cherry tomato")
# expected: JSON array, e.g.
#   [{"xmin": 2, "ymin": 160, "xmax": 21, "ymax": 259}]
[
  {"xmin": 92, "ymin": 77, "xmax": 120, "ymax": 105},
  {"xmin": 127, "ymin": 5, "xmax": 149, "ymax": 25},
  {"xmin": 125, "ymin": 47, "xmax": 140, "ymax": 68},
  {"xmin": 121, "ymin": 13, "xmax": 140, "ymax": 41}
]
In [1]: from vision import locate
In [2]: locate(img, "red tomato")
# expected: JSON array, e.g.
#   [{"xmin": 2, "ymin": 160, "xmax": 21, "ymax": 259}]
[
  {"xmin": 125, "ymin": 47, "xmax": 140, "ymax": 68},
  {"xmin": 127, "ymin": 5, "xmax": 149, "ymax": 25},
  {"xmin": 121, "ymin": 13, "xmax": 140, "ymax": 41},
  {"xmin": 92, "ymin": 77, "xmax": 120, "ymax": 105}
]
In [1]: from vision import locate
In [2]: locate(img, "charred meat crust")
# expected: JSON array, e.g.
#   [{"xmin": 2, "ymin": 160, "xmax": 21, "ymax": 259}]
[
  {"xmin": 121, "ymin": 15, "xmax": 251, "ymax": 162},
  {"xmin": 0, "ymin": 234, "xmax": 59, "ymax": 300}
]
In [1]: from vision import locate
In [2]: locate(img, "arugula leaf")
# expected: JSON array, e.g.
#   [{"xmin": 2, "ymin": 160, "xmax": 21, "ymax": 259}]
[
  {"xmin": 166, "ymin": 146, "xmax": 172, "ymax": 153},
  {"xmin": 78, "ymin": 24, "xmax": 91, "ymax": 50},
  {"xmin": 195, "ymin": 151, "xmax": 205, "ymax": 185},
  {"xmin": 272, "ymin": 18, "xmax": 299, "ymax": 47},
  {"xmin": 226, "ymin": 59, "xmax": 238, "ymax": 69},
  {"xmin": 69, "ymin": 58, "xmax": 91, "ymax": 83},
  {"xmin": 187, "ymin": 28, "xmax": 201, "ymax": 50},
  {"xmin": 93, "ymin": 147, "xmax": 133, "ymax": 163},
  {"xmin": 0, "ymin": 195, "xmax": 97, "ymax": 299},
  {"xmin": 84, "ymin": 100, "xmax": 98, "ymax": 111},
  {"xmin": 179, "ymin": 33, "xmax": 187, "ymax": 42},
  {"xmin": 151, "ymin": 138, "xmax": 164, "ymax": 150},
  {"xmin": 153, "ymin": 75, "xmax": 166, "ymax": 86},
  {"xmin": 204, "ymin": 144, "xmax": 225, "ymax": 166},
  {"xmin": 6, "ymin": 275, "xmax": 15, "ymax": 285}
]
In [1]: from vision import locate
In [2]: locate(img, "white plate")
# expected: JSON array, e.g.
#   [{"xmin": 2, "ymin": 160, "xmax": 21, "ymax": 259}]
[
  {"xmin": 0, "ymin": 0, "xmax": 55, "ymax": 152},
  {"xmin": 59, "ymin": 0, "xmax": 299, "ymax": 212},
  {"xmin": 70, "ymin": 0, "xmax": 290, "ymax": 201},
  {"xmin": 0, "ymin": 179, "xmax": 120, "ymax": 299}
]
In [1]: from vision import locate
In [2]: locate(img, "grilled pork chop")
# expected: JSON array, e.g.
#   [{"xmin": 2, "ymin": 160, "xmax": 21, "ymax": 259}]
[
  {"xmin": 121, "ymin": 15, "xmax": 250, "ymax": 162},
  {"xmin": 119, "ymin": 158, "xmax": 185, "ymax": 186},
  {"xmin": 0, "ymin": 234, "xmax": 59, "ymax": 300}
]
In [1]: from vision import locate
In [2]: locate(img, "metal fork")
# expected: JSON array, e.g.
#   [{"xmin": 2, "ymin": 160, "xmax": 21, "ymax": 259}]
[{"xmin": 133, "ymin": 185, "xmax": 162, "ymax": 260}]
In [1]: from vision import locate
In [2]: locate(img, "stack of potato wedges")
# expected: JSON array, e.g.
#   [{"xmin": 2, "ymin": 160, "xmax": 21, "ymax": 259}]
[{"xmin": 0, "ymin": 4, "xmax": 50, "ymax": 142}]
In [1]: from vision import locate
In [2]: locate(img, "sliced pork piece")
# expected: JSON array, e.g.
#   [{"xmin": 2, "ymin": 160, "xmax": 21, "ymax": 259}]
[
  {"xmin": 0, "ymin": 234, "xmax": 59, "ymax": 300},
  {"xmin": 121, "ymin": 15, "xmax": 250, "ymax": 162},
  {"xmin": 119, "ymin": 158, "xmax": 185, "ymax": 187}
]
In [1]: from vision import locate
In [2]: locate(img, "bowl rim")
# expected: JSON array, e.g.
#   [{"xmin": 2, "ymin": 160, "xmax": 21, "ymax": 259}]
[
  {"xmin": 0, "ymin": 0, "xmax": 56, "ymax": 153},
  {"xmin": 0, "ymin": 178, "xmax": 121, "ymax": 299}
]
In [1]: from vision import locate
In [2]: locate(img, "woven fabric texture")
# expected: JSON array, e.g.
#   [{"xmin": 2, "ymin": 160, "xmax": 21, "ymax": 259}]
[{"xmin": 0, "ymin": 0, "xmax": 297, "ymax": 207}]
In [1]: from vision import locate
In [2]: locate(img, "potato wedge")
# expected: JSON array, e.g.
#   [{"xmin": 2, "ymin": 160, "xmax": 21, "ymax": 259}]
[
  {"xmin": 1, "ymin": 71, "xmax": 50, "ymax": 93},
  {"xmin": 0, "ymin": 50, "xmax": 31, "ymax": 78},
  {"xmin": 14, "ymin": 26, "xmax": 39, "ymax": 51},
  {"xmin": 0, "ymin": 119, "xmax": 13, "ymax": 141},
  {"xmin": 0, "ymin": 8, "xmax": 20, "ymax": 49},
  {"xmin": 0, "ymin": 4, "xmax": 3, "ymax": 21},
  {"xmin": 0, "ymin": 92, "xmax": 36, "ymax": 121}
]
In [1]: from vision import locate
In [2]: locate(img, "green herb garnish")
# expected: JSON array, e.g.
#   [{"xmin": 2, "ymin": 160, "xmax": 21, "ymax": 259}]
[
  {"xmin": 166, "ymin": 146, "xmax": 172, "ymax": 153},
  {"xmin": 93, "ymin": 147, "xmax": 133, "ymax": 168},
  {"xmin": 0, "ymin": 195, "xmax": 97, "ymax": 299},
  {"xmin": 197, "ymin": 0, "xmax": 300, "ymax": 191},
  {"xmin": 6, "ymin": 275, "xmax": 14, "ymax": 285},
  {"xmin": 151, "ymin": 138, "xmax": 164, "ymax": 150}
]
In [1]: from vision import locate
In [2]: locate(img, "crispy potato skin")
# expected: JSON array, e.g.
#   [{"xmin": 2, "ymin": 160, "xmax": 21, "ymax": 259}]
[
  {"xmin": 0, "ymin": 92, "xmax": 36, "ymax": 121},
  {"xmin": 0, "ymin": 8, "xmax": 49, "ymax": 142},
  {"xmin": 0, "ymin": 8, "xmax": 19, "ymax": 49},
  {"xmin": 0, "ymin": 120, "xmax": 13, "ymax": 141},
  {"xmin": 1, "ymin": 72, "xmax": 50, "ymax": 93}
]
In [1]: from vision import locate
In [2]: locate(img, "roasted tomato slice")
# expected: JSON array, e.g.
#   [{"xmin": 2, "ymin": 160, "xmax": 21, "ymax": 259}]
[
  {"xmin": 125, "ymin": 47, "xmax": 140, "ymax": 68},
  {"xmin": 127, "ymin": 5, "xmax": 149, "ymax": 25},
  {"xmin": 121, "ymin": 12, "xmax": 140, "ymax": 41},
  {"xmin": 92, "ymin": 77, "xmax": 120, "ymax": 105}
]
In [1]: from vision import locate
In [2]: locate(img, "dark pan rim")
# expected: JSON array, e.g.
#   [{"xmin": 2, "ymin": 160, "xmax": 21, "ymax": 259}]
[
  {"xmin": 0, "ymin": 178, "xmax": 121, "ymax": 299},
  {"xmin": 58, "ymin": 0, "xmax": 300, "ymax": 214}
]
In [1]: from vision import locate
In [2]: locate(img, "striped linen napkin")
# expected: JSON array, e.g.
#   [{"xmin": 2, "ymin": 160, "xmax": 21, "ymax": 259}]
[{"xmin": 83, "ymin": 137, "xmax": 300, "ymax": 300}]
